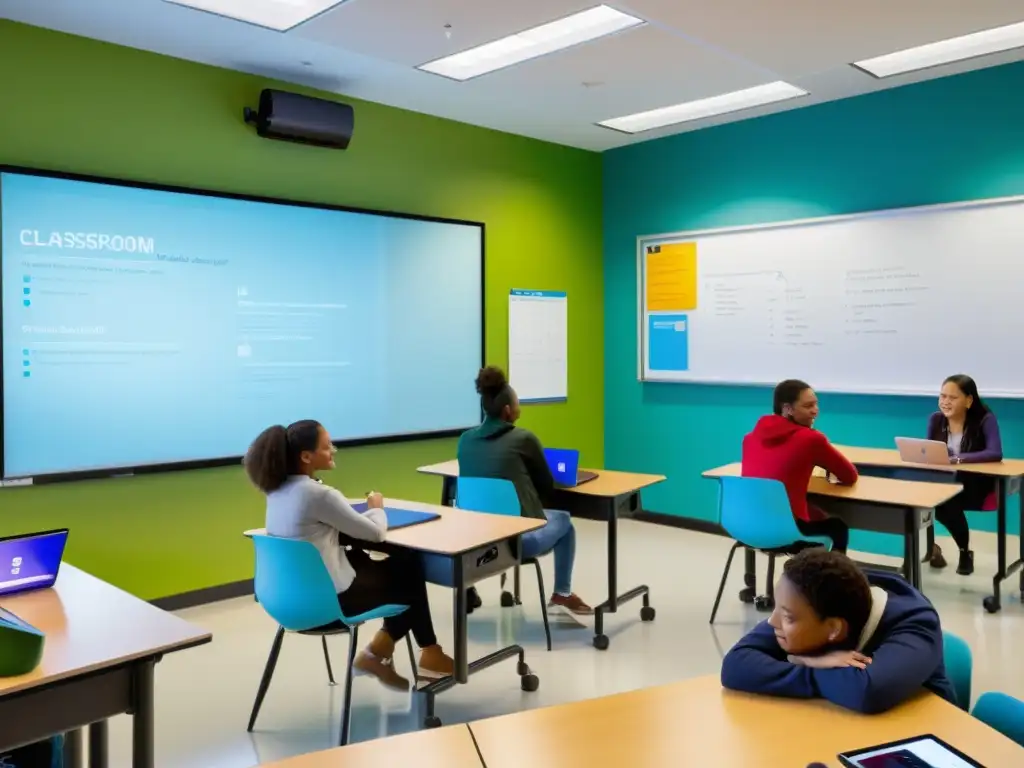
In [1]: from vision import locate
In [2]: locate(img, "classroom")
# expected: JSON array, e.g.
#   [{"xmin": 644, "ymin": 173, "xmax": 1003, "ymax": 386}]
[{"xmin": 1, "ymin": 2, "xmax": 1024, "ymax": 767}]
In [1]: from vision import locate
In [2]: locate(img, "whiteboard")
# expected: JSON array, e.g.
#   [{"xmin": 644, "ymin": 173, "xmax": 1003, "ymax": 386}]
[
  {"xmin": 637, "ymin": 195, "xmax": 1024, "ymax": 397},
  {"xmin": 509, "ymin": 289, "xmax": 567, "ymax": 403}
]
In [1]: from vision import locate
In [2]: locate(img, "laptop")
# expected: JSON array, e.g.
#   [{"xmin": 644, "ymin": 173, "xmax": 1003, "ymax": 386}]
[
  {"xmin": 544, "ymin": 448, "xmax": 599, "ymax": 488},
  {"xmin": 0, "ymin": 528, "xmax": 70, "ymax": 598},
  {"xmin": 351, "ymin": 503, "xmax": 440, "ymax": 530},
  {"xmin": 895, "ymin": 437, "xmax": 952, "ymax": 466}
]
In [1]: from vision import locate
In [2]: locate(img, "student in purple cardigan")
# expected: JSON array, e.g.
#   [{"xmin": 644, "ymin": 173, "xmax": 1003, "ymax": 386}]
[{"xmin": 923, "ymin": 374, "xmax": 1002, "ymax": 575}]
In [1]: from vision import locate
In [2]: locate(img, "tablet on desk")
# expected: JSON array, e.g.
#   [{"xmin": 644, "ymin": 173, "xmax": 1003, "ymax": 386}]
[
  {"xmin": 839, "ymin": 734, "xmax": 985, "ymax": 768},
  {"xmin": 350, "ymin": 503, "xmax": 440, "ymax": 530}
]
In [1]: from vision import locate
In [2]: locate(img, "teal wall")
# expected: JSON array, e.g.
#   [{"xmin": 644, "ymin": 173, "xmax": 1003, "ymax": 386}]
[{"xmin": 603, "ymin": 61, "xmax": 1024, "ymax": 555}]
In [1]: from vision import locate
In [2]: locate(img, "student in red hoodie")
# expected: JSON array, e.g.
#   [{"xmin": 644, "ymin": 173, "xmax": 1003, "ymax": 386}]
[{"xmin": 741, "ymin": 380, "xmax": 859, "ymax": 553}]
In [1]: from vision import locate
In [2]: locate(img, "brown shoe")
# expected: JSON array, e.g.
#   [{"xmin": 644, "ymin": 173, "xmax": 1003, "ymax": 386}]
[
  {"xmin": 925, "ymin": 544, "xmax": 948, "ymax": 569},
  {"xmin": 417, "ymin": 645, "xmax": 455, "ymax": 680},
  {"xmin": 549, "ymin": 593, "xmax": 594, "ymax": 615},
  {"xmin": 353, "ymin": 651, "xmax": 410, "ymax": 691}
]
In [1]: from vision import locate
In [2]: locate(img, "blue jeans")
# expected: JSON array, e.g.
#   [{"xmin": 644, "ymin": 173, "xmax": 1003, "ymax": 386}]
[{"xmin": 521, "ymin": 509, "xmax": 575, "ymax": 595}]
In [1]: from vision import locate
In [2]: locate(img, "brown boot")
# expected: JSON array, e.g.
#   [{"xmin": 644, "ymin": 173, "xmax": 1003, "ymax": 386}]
[
  {"xmin": 417, "ymin": 645, "xmax": 455, "ymax": 680},
  {"xmin": 924, "ymin": 543, "xmax": 948, "ymax": 569},
  {"xmin": 353, "ymin": 630, "xmax": 410, "ymax": 691}
]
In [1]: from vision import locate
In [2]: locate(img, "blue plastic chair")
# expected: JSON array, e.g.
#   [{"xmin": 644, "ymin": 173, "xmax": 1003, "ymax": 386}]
[
  {"xmin": 709, "ymin": 476, "xmax": 833, "ymax": 623},
  {"xmin": 942, "ymin": 631, "xmax": 973, "ymax": 711},
  {"xmin": 456, "ymin": 477, "xmax": 552, "ymax": 651},
  {"xmin": 972, "ymin": 691, "xmax": 1024, "ymax": 746},
  {"xmin": 247, "ymin": 534, "xmax": 415, "ymax": 746}
]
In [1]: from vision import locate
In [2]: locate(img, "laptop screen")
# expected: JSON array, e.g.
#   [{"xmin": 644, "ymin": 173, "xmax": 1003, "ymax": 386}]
[
  {"xmin": 544, "ymin": 448, "xmax": 579, "ymax": 483},
  {"xmin": 0, "ymin": 529, "xmax": 69, "ymax": 597}
]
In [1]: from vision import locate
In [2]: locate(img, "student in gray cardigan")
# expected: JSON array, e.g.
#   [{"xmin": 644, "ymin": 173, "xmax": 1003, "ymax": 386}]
[{"xmin": 245, "ymin": 419, "xmax": 454, "ymax": 691}]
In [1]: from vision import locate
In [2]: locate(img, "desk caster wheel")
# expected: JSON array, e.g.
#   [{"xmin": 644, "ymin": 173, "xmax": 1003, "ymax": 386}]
[
  {"xmin": 517, "ymin": 661, "xmax": 530, "ymax": 676},
  {"xmin": 500, "ymin": 591, "xmax": 516, "ymax": 608},
  {"xmin": 738, "ymin": 587, "xmax": 756, "ymax": 604},
  {"xmin": 425, "ymin": 716, "xmax": 442, "ymax": 729},
  {"xmin": 640, "ymin": 606, "xmax": 655, "ymax": 622},
  {"xmin": 754, "ymin": 596, "xmax": 775, "ymax": 612},
  {"xmin": 983, "ymin": 596, "xmax": 1000, "ymax": 614},
  {"xmin": 593, "ymin": 634, "xmax": 610, "ymax": 651},
  {"xmin": 520, "ymin": 673, "xmax": 539, "ymax": 692}
]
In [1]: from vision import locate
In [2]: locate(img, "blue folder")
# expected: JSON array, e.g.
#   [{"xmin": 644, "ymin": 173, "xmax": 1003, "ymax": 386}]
[{"xmin": 351, "ymin": 503, "xmax": 440, "ymax": 530}]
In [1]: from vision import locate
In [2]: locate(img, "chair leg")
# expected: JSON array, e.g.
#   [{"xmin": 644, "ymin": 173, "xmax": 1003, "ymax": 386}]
[
  {"xmin": 405, "ymin": 634, "xmax": 418, "ymax": 680},
  {"xmin": 710, "ymin": 543, "xmax": 742, "ymax": 624},
  {"xmin": 340, "ymin": 624, "xmax": 360, "ymax": 747},
  {"xmin": 513, "ymin": 563, "xmax": 522, "ymax": 603},
  {"xmin": 247, "ymin": 626, "xmax": 285, "ymax": 732},
  {"xmin": 532, "ymin": 560, "xmax": 552, "ymax": 651},
  {"xmin": 322, "ymin": 635, "xmax": 336, "ymax": 686}
]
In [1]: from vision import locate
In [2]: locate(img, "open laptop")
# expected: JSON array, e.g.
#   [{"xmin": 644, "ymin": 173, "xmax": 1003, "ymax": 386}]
[
  {"xmin": 895, "ymin": 437, "xmax": 952, "ymax": 466},
  {"xmin": 544, "ymin": 448, "xmax": 599, "ymax": 488},
  {"xmin": 0, "ymin": 528, "xmax": 69, "ymax": 598}
]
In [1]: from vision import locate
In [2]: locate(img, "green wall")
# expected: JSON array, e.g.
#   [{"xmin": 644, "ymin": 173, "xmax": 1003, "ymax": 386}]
[
  {"xmin": 603, "ymin": 62, "xmax": 1024, "ymax": 555},
  {"xmin": 0, "ymin": 21, "xmax": 604, "ymax": 599}
]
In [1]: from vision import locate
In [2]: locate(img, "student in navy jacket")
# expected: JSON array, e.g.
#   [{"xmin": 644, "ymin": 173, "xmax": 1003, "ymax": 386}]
[
  {"xmin": 721, "ymin": 548, "xmax": 956, "ymax": 715},
  {"xmin": 922, "ymin": 374, "xmax": 1002, "ymax": 575}
]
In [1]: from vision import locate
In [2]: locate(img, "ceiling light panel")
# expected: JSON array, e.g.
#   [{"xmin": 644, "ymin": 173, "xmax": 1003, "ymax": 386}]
[
  {"xmin": 163, "ymin": 0, "xmax": 349, "ymax": 32},
  {"xmin": 418, "ymin": 4, "xmax": 645, "ymax": 81},
  {"xmin": 853, "ymin": 20, "xmax": 1024, "ymax": 78},
  {"xmin": 599, "ymin": 81, "xmax": 809, "ymax": 134}
]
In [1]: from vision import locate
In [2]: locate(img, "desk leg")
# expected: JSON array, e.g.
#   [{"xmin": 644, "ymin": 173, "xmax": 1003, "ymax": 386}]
[
  {"xmin": 64, "ymin": 729, "xmax": 83, "ymax": 768},
  {"xmin": 88, "ymin": 721, "xmax": 109, "ymax": 768},
  {"xmin": 908, "ymin": 510, "xmax": 922, "ymax": 590},
  {"xmin": 131, "ymin": 660, "xmax": 156, "ymax": 768},
  {"xmin": 592, "ymin": 496, "xmax": 654, "ymax": 651},
  {"xmin": 984, "ymin": 479, "xmax": 1013, "ymax": 613},
  {"xmin": 440, "ymin": 475, "xmax": 457, "ymax": 507}
]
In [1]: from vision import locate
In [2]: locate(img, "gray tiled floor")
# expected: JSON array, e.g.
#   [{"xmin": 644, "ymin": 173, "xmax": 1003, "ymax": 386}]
[{"xmin": 102, "ymin": 520, "xmax": 1024, "ymax": 766}]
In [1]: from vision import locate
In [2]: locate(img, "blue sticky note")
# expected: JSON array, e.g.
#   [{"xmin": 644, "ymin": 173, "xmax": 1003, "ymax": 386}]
[
  {"xmin": 23, "ymin": 371, "xmax": 30, "ymax": 378},
  {"xmin": 22, "ymin": 349, "xmax": 28, "ymax": 356},
  {"xmin": 22, "ymin": 360, "xmax": 29, "ymax": 367},
  {"xmin": 648, "ymin": 314, "xmax": 690, "ymax": 372},
  {"xmin": 22, "ymin": 276, "xmax": 30, "ymax": 283},
  {"xmin": 23, "ymin": 287, "xmax": 30, "ymax": 295},
  {"xmin": 23, "ymin": 299, "xmax": 30, "ymax": 307}
]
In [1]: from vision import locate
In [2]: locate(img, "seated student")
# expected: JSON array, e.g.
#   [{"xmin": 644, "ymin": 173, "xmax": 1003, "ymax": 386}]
[
  {"xmin": 457, "ymin": 366, "xmax": 593, "ymax": 615},
  {"xmin": 742, "ymin": 379, "xmax": 859, "ymax": 553},
  {"xmin": 922, "ymin": 374, "xmax": 1002, "ymax": 575},
  {"xmin": 721, "ymin": 548, "xmax": 957, "ymax": 714},
  {"xmin": 245, "ymin": 419, "xmax": 454, "ymax": 690}
]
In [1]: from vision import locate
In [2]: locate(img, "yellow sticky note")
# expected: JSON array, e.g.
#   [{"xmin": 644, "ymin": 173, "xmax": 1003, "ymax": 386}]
[{"xmin": 645, "ymin": 242, "xmax": 697, "ymax": 312}]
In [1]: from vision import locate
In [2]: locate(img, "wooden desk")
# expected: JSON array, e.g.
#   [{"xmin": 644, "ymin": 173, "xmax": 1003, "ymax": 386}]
[
  {"xmin": 258, "ymin": 725, "xmax": 483, "ymax": 768},
  {"xmin": 417, "ymin": 460, "xmax": 667, "ymax": 650},
  {"xmin": 247, "ymin": 497, "xmax": 544, "ymax": 730},
  {"xmin": 702, "ymin": 464, "xmax": 963, "ymax": 590},
  {"xmin": 468, "ymin": 674, "xmax": 1024, "ymax": 768},
  {"xmin": 836, "ymin": 445, "xmax": 1024, "ymax": 614},
  {"xmin": 0, "ymin": 565, "xmax": 211, "ymax": 768}
]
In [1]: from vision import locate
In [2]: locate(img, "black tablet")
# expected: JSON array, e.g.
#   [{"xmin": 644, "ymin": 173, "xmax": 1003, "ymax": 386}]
[{"xmin": 838, "ymin": 734, "xmax": 985, "ymax": 768}]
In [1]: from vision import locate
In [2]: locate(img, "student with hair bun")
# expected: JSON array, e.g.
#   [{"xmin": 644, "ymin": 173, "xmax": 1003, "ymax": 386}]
[
  {"xmin": 457, "ymin": 366, "xmax": 593, "ymax": 616},
  {"xmin": 244, "ymin": 419, "xmax": 454, "ymax": 691}
]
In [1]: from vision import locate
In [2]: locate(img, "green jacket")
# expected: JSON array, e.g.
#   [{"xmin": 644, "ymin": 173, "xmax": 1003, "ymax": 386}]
[{"xmin": 456, "ymin": 417, "xmax": 554, "ymax": 519}]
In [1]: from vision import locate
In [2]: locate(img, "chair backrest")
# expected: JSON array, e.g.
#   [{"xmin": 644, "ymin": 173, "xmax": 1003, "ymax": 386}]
[
  {"xmin": 972, "ymin": 691, "xmax": 1024, "ymax": 747},
  {"xmin": 456, "ymin": 477, "xmax": 521, "ymax": 516},
  {"xmin": 942, "ymin": 631, "xmax": 973, "ymax": 711},
  {"xmin": 718, "ymin": 476, "xmax": 809, "ymax": 550},
  {"xmin": 251, "ymin": 535, "xmax": 342, "ymax": 631}
]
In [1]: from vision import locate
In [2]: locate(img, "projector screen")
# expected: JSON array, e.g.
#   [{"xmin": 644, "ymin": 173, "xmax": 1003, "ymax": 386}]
[{"xmin": 0, "ymin": 168, "xmax": 484, "ymax": 480}]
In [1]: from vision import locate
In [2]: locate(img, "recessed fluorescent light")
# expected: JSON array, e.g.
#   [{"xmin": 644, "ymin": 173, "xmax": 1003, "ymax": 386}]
[
  {"xmin": 853, "ymin": 21, "xmax": 1024, "ymax": 78},
  {"xmin": 163, "ymin": 0, "xmax": 348, "ymax": 32},
  {"xmin": 599, "ymin": 81, "xmax": 809, "ymax": 134},
  {"xmin": 418, "ymin": 5, "xmax": 645, "ymax": 82}
]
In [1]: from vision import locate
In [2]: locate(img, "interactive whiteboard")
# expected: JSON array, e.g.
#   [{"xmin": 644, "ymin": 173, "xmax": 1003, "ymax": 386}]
[{"xmin": 637, "ymin": 195, "xmax": 1024, "ymax": 398}]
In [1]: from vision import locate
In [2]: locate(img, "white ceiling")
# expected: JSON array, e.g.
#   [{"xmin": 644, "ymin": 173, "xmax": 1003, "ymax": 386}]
[{"xmin": 2, "ymin": 0, "xmax": 1023, "ymax": 151}]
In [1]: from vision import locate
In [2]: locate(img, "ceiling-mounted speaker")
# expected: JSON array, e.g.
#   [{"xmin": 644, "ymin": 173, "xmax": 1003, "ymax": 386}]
[{"xmin": 243, "ymin": 89, "xmax": 354, "ymax": 150}]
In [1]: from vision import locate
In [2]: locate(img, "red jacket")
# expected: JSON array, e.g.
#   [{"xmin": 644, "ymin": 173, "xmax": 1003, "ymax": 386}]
[{"xmin": 741, "ymin": 415, "xmax": 858, "ymax": 522}]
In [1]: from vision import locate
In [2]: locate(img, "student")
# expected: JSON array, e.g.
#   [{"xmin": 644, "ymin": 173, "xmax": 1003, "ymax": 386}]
[
  {"xmin": 741, "ymin": 379, "xmax": 859, "ymax": 553},
  {"xmin": 721, "ymin": 548, "xmax": 957, "ymax": 714},
  {"xmin": 245, "ymin": 419, "xmax": 454, "ymax": 691},
  {"xmin": 457, "ymin": 366, "xmax": 592, "ymax": 615},
  {"xmin": 922, "ymin": 374, "xmax": 1002, "ymax": 575}
]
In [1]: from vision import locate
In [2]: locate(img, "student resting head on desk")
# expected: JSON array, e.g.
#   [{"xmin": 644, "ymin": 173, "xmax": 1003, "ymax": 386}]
[
  {"xmin": 245, "ymin": 419, "xmax": 454, "ymax": 690},
  {"xmin": 456, "ymin": 366, "xmax": 593, "ymax": 616},
  {"xmin": 721, "ymin": 548, "xmax": 957, "ymax": 714},
  {"xmin": 741, "ymin": 379, "xmax": 859, "ymax": 553},
  {"xmin": 922, "ymin": 374, "xmax": 1002, "ymax": 576}
]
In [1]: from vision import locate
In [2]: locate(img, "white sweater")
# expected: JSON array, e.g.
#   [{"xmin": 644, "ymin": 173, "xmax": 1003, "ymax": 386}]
[{"xmin": 265, "ymin": 475, "xmax": 388, "ymax": 592}]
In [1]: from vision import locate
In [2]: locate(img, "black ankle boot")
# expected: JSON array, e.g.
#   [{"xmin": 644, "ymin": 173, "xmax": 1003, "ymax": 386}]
[
  {"xmin": 956, "ymin": 549, "xmax": 975, "ymax": 576},
  {"xmin": 466, "ymin": 586, "xmax": 483, "ymax": 614}
]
